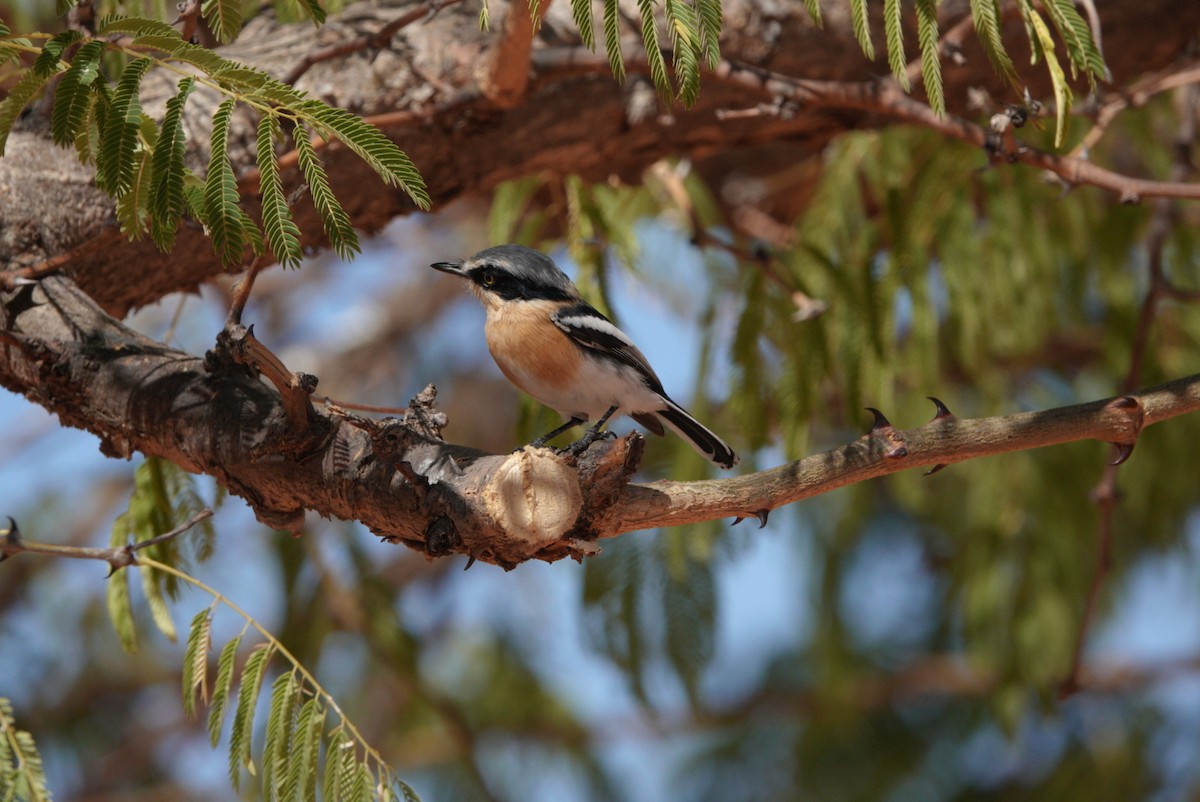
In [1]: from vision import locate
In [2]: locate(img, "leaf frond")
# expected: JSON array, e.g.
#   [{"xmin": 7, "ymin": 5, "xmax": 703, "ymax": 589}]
[
  {"xmin": 96, "ymin": 57, "xmax": 154, "ymax": 195},
  {"xmin": 256, "ymin": 115, "xmax": 304, "ymax": 268},
  {"xmin": 916, "ymin": 0, "xmax": 944, "ymax": 115},
  {"xmin": 0, "ymin": 70, "xmax": 52, "ymax": 155},
  {"xmin": 571, "ymin": 0, "xmax": 595, "ymax": 48},
  {"xmin": 849, "ymin": 0, "xmax": 875, "ymax": 60},
  {"xmin": 150, "ymin": 77, "xmax": 196, "ymax": 251},
  {"xmin": 970, "ymin": 0, "xmax": 1016, "ymax": 80},
  {"xmin": 602, "ymin": 0, "xmax": 625, "ymax": 83},
  {"xmin": 301, "ymin": 103, "xmax": 430, "ymax": 209},
  {"xmin": 201, "ymin": 0, "xmax": 244, "ymax": 43},
  {"xmin": 50, "ymin": 39, "xmax": 105, "ymax": 146},
  {"xmin": 204, "ymin": 98, "xmax": 250, "ymax": 266},
  {"xmin": 294, "ymin": 123, "xmax": 361, "ymax": 260},
  {"xmin": 883, "ymin": 0, "xmax": 909, "ymax": 90},
  {"xmin": 637, "ymin": 0, "xmax": 669, "ymax": 97}
]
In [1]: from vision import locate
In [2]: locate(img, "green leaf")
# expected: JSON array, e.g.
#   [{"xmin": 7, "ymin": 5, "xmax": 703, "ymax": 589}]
[
  {"xmin": 74, "ymin": 82, "xmax": 108, "ymax": 164},
  {"xmin": 479, "ymin": 0, "xmax": 491, "ymax": 29},
  {"xmin": 229, "ymin": 644, "xmax": 273, "ymax": 789},
  {"xmin": 694, "ymin": 0, "xmax": 721, "ymax": 69},
  {"xmin": 916, "ymin": 0, "xmax": 944, "ymax": 115},
  {"xmin": 208, "ymin": 634, "xmax": 243, "ymax": 746},
  {"xmin": 205, "ymin": 98, "xmax": 249, "ymax": 266},
  {"xmin": 181, "ymin": 608, "xmax": 212, "ymax": 718},
  {"xmin": 0, "ymin": 700, "xmax": 51, "ymax": 802},
  {"xmin": 294, "ymin": 0, "xmax": 327, "ymax": 26},
  {"xmin": 261, "ymin": 672, "xmax": 298, "ymax": 798},
  {"xmin": 116, "ymin": 146, "xmax": 152, "ymax": 238},
  {"xmin": 665, "ymin": 0, "xmax": 701, "ymax": 105},
  {"xmin": 256, "ymin": 115, "xmax": 304, "ymax": 268},
  {"xmin": 301, "ymin": 103, "xmax": 429, "ymax": 209},
  {"xmin": 98, "ymin": 15, "xmax": 180, "ymax": 38},
  {"xmin": 970, "ymin": 0, "xmax": 1016, "ymax": 80},
  {"xmin": 883, "ymin": 0, "xmax": 909, "ymax": 90},
  {"xmin": 602, "ymin": 0, "xmax": 625, "ymax": 83},
  {"xmin": 149, "ymin": 77, "xmax": 196, "ymax": 251},
  {"xmin": 1028, "ymin": 8, "xmax": 1070, "ymax": 147},
  {"xmin": 571, "ymin": 0, "xmax": 595, "ymax": 48},
  {"xmin": 0, "ymin": 70, "xmax": 52, "ymax": 155},
  {"xmin": 285, "ymin": 698, "xmax": 323, "ymax": 802},
  {"xmin": 637, "ymin": 0, "xmax": 669, "ymax": 97},
  {"xmin": 294, "ymin": 123, "xmax": 360, "ymax": 260},
  {"xmin": 202, "ymin": 0, "xmax": 244, "ymax": 43},
  {"xmin": 849, "ymin": 0, "xmax": 875, "ymax": 60},
  {"xmin": 96, "ymin": 56, "xmax": 154, "ymax": 195},
  {"xmin": 33, "ymin": 29, "xmax": 82, "ymax": 76},
  {"xmin": 139, "ymin": 534, "xmax": 178, "ymax": 640},
  {"xmin": 50, "ymin": 39, "xmax": 105, "ymax": 146},
  {"xmin": 802, "ymin": 0, "xmax": 823, "ymax": 26},
  {"xmin": 1042, "ymin": 0, "xmax": 1107, "ymax": 85}
]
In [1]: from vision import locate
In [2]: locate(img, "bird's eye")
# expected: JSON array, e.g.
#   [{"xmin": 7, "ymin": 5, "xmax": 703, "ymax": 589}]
[{"xmin": 482, "ymin": 271, "xmax": 496, "ymax": 286}]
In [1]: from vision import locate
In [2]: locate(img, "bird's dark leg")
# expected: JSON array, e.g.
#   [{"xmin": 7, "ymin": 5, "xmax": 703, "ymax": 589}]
[
  {"xmin": 566, "ymin": 405, "xmax": 619, "ymax": 456},
  {"xmin": 527, "ymin": 416, "xmax": 585, "ymax": 450}
]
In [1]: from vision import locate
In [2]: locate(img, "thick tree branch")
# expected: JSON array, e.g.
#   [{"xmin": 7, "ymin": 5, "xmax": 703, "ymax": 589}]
[
  {"xmin": 2, "ymin": 0, "xmax": 1198, "ymax": 316},
  {"xmin": 4, "ymin": 274, "xmax": 1200, "ymax": 567}
]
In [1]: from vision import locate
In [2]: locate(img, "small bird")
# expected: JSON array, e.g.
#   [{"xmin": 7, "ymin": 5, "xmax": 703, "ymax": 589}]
[{"xmin": 431, "ymin": 244, "xmax": 739, "ymax": 469}]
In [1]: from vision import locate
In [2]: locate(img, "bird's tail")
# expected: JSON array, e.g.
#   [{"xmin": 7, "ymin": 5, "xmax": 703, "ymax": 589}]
[{"xmin": 653, "ymin": 399, "xmax": 739, "ymax": 469}]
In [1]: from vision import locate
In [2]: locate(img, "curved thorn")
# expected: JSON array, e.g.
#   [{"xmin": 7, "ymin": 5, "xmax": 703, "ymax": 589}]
[
  {"xmin": 927, "ymin": 396, "xmax": 953, "ymax": 419},
  {"xmin": 731, "ymin": 517, "xmax": 744, "ymax": 527},
  {"xmin": 754, "ymin": 509, "xmax": 770, "ymax": 528},
  {"xmin": 464, "ymin": 554, "xmax": 478, "ymax": 571},
  {"xmin": 866, "ymin": 407, "xmax": 892, "ymax": 431},
  {"xmin": 925, "ymin": 463, "xmax": 948, "ymax": 476},
  {"xmin": 1110, "ymin": 442, "xmax": 1135, "ymax": 466}
]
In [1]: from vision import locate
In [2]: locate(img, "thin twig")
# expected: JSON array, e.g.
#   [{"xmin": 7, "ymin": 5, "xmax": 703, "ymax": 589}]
[
  {"xmin": 0, "ymin": 509, "xmax": 213, "ymax": 571},
  {"xmin": 282, "ymin": 0, "xmax": 467, "ymax": 86}
]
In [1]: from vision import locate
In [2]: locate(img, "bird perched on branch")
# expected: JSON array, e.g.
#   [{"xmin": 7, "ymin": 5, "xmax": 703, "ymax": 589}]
[{"xmin": 431, "ymin": 244, "xmax": 739, "ymax": 469}]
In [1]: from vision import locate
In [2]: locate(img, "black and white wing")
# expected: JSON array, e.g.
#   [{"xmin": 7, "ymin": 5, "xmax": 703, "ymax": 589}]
[{"xmin": 551, "ymin": 303, "xmax": 666, "ymax": 395}]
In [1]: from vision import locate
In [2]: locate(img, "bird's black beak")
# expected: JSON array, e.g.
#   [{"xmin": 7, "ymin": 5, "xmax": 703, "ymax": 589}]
[{"xmin": 430, "ymin": 260, "xmax": 466, "ymax": 277}]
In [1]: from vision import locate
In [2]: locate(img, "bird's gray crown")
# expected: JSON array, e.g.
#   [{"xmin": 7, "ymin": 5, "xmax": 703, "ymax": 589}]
[{"xmin": 462, "ymin": 244, "xmax": 576, "ymax": 302}]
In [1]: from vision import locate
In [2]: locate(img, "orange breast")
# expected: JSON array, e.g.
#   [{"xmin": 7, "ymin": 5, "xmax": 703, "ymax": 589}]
[{"xmin": 485, "ymin": 300, "xmax": 580, "ymax": 400}]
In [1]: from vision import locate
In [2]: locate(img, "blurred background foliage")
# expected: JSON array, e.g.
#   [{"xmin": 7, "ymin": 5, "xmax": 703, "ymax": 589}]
[{"xmin": 3, "ymin": 2, "xmax": 1200, "ymax": 801}]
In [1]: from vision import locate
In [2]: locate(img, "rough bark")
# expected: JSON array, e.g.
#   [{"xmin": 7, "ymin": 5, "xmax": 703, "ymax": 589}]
[{"xmin": 1, "ymin": 0, "xmax": 1197, "ymax": 315}]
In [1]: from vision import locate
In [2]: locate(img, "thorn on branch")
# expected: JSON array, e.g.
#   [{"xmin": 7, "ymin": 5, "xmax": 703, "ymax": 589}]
[
  {"xmin": 866, "ymin": 408, "xmax": 908, "ymax": 459},
  {"xmin": 731, "ymin": 509, "xmax": 771, "ymax": 528},
  {"xmin": 927, "ymin": 396, "xmax": 955, "ymax": 420}
]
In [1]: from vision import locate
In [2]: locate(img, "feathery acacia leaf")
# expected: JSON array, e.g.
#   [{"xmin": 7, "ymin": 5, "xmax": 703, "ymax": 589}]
[
  {"xmin": 202, "ymin": 0, "xmax": 244, "ymax": 43},
  {"xmin": 256, "ymin": 115, "xmax": 304, "ymax": 269},
  {"xmin": 50, "ymin": 39, "xmax": 105, "ymax": 146},
  {"xmin": 33, "ymin": 29, "xmax": 82, "ymax": 76},
  {"xmin": 208, "ymin": 634, "xmax": 243, "ymax": 747},
  {"xmin": 970, "ymin": 0, "xmax": 1016, "ymax": 80},
  {"xmin": 802, "ymin": 0, "xmax": 823, "ymax": 27},
  {"xmin": 883, "ymin": 0, "xmax": 909, "ymax": 90},
  {"xmin": 205, "ymin": 98, "xmax": 250, "ymax": 266},
  {"xmin": 229, "ymin": 644, "xmax": 273, "ymax": 789},
  {"xmin": 1042, "ymin": 0, "xmax": 1106, "ymax": 85},
  {"xmin": 1028, "ymin": 9, "xmax": 1070, "ymax": 146},
  {"xmin": 602, "ymin": 0, "xmax": 625, "ymax": 83},
  {"xmin": 571, "ymin": 0, "xmax": 595, "ymax": 49},
  {"xmin": 182, "ymin": 609, "xmax": 212, "ymax": 718},
  {"xmin": 637, "ymin": 0, "xmax": 669, "ymax": 97},
  {"xmin": 262, "ymin": 671, "xmax": 299, "ymax": 798},
  {"xmin": 302, "ymin": 103, "xmax": 429, "ymax": 209},
  {"xmin": 665, "ymin": 0, "xmax": 702, "ymax": 105},
  {"xmin": 97, "ymin": 15, "xmax": 179, "ymax": 38},
  {"xmin": 915, "ymin": 0, "xmax": 944, "ymax": 115},
  {"xmin": 74, "ymin": 83, "xmax": 108, "ymax": 164},
  {"xmin": 115, "ymin": 149, "xmax": 152, "ymax": 238},
  {"xmin": 96, "ymin": 57, "xmax": 153, "ymax": 195},
  {"xmin": 1, "ymin": 700, "xmax": 51, "ymax": 802},
  {"xmin": 849, "ymin": 0, "xmax": 875, "ymax": 60},
  {"xmin": 0, "ymin": 70, "xmax": 52, "ymax": 155},
  {"xmin": 150, "ymin": 77, "xmax": 196, "ymax": 251},
  {"xmin": 294, "ymin": 0, "xmax": 327, "ymax": 26},
  {"xmin": 294, "ymin": 123, "xmax": 360, "ymax": 260},
  {"xmin": 695, "ymin": 0, "xmax": 721, "ymax": 68}
]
